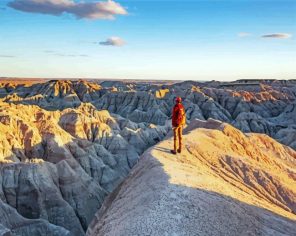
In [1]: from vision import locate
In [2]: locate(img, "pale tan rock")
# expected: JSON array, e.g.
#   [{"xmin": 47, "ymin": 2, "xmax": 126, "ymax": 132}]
[
  {"xmin": 87, "ymin": 119, "xmax": 296, "ymax": 236},
  {"xmin": 0, "ymin": 100, "xmax": 168, "ymax": 235}
]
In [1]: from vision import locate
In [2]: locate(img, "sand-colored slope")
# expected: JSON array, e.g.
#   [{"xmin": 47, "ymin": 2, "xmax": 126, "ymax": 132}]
[{"xmin": 87, "ymin": 119, "xmax": 296, "ymax": 236}]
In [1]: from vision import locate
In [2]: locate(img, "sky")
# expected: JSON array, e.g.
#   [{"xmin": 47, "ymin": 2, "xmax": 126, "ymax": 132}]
[{"xmin": 0, "ymin": 0, "xmax": 295, "ymax": 81}]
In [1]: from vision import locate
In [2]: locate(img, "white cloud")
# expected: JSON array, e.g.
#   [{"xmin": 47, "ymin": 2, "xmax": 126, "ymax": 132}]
[
  {"xmin": 238, "ymin": 32, "xmax": 251, "ymax": 38},
  {"xmin": 44, "ymin": 50, "xmax": 89, "ymax": 57},
  {"xmin": 99, "ymin": 37, "xmax": 126, "ymax": 46},
  {"xmin": 261, "ymin": 33, "xmax": 292, "ymax": 39},
  {"xmin": 0, "ymin": 55, "xmax": 16, "ymax": 58},
  {"xmin": 8, "ymin": 0, "xmax": 127, "ymax": 20}
]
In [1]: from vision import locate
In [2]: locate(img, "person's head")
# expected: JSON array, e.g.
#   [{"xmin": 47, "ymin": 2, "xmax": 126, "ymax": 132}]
[{"xmin": 175, "ymin": 97, "xmax": 182, "ymax": 103}]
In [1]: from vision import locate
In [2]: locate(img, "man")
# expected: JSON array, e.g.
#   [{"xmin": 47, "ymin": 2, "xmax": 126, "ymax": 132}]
[{"xmin": 171, "ymin": 97, "xmax": 186, "ymax": 154}]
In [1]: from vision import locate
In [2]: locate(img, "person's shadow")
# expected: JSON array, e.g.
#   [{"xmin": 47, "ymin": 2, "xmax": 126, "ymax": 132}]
[{"xmin": 154, "ymin": 146, "xmax": 172, "ymax": 154}]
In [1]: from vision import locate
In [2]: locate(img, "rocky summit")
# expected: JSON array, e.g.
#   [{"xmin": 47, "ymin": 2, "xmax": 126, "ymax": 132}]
[{"xmin": 0, "ymin": 79, "xmax": 296, "ymax": 235}]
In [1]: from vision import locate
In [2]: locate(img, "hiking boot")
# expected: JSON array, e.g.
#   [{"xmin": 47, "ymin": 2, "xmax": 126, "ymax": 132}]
[
  {"xmin": 177, "ymin": 149, "xmax": 181, "ymax": 153},
  {"xmin": 171, "ymin": 150, "xmax": 177, "ymax": 155}
]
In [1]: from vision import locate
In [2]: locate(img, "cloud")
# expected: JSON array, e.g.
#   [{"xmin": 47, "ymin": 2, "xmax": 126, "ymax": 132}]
[
  {"xmin": 99, "ymin": 36, "xmax": 125, "ymax": 46},
  {"xmin": 55, "ymin": 53, "xmax": 89, "ymax": 57},
  {"xmin": 8, "ymin": 0, "xmax": 127, "ymax": 20},
  {"xmin": 0, "ymin": 55, "xmax": 16, "ymax": 58},
  {"xmin": 261, "ymin": 33, "xmax": 292, "ymax": 39},
  {"xmin": 44, "ymin": 50, "xmax": 56, "ymax": 53},
  {"xmin": 238, "ymin": 32, "xmax": 251, "ymax": 38},
  {"xmin": 44, "ymin": 50, "xmax": 89, "ymax": 57}
]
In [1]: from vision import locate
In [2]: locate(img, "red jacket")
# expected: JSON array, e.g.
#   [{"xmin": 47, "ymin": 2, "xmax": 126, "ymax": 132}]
[{"xmin": 172, "ymin": 103, "xmax": 186, "ymax": 127}]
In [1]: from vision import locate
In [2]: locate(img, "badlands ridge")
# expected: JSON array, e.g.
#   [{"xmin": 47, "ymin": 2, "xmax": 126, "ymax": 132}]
[
  {"xmin": 0, "ymin": 79, "xmax": 295, "ymax": 235},
  {"xmin": 88, "ymin": 119, "xmax": 296, "ymax": 236}
]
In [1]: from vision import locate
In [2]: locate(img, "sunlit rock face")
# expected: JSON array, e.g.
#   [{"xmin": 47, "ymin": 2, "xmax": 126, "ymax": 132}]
[
  {"xmin": 0, "ymin": 100, "xmax": 168, "ymax": 235},
  {"xmin": 87, "ymin": 119, "xmax": 296, "ymax": 236},
  {"xmin": 2, "ymin": 79, "xmax": 296, "ymax": 147},
  {"xmin": 0, "ymin": 79, "xmax": 296, "ymax": 235}
]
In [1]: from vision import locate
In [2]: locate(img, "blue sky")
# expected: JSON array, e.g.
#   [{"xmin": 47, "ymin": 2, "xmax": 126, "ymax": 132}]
[{"xmin": 0, "ymin": 0, "xmax": 295, "ymax": 81}]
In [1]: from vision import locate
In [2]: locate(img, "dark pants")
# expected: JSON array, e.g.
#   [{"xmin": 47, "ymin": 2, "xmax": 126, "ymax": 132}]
[{"xmin": 173, "ymin": 126, "xmax": 183, "ymax": 152}]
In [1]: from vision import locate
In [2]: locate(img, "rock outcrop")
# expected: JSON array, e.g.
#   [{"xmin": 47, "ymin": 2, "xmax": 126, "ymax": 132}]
[{"xmin": 87, "ymin": 119, "xmax": 296, "ymax": 236}]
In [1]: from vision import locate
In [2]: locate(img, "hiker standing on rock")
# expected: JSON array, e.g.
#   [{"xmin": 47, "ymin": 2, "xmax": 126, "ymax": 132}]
[{"xmin": 171, "ymin": 97, "xmax": 186, "ymax": 154}]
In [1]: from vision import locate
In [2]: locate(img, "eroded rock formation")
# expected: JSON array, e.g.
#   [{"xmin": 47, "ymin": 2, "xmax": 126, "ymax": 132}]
[
  {"xmin": 0, "ymin": 100, "xmax": 168, "ymax": 235},
  {"xmin": 2, "ymin": 79, "xmax": 296, "ymax": 147},
  {"xmin": 1, "ymin": 79, "xmax": 296, "ymax": 235},
  {"xmin": 87, "ymin": 119, "xmax": 296, "ymax": 236}
]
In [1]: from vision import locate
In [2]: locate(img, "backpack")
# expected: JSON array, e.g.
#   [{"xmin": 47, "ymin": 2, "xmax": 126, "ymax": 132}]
[{"xmin": 172, "ymin": 103, "xmax": 186, "ymax": 127}]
